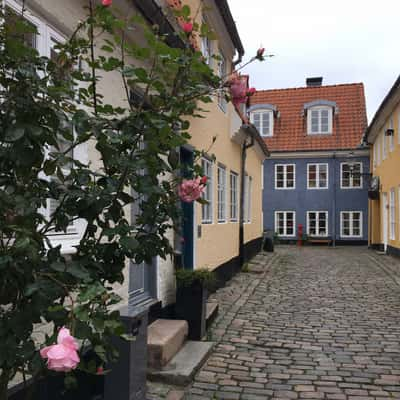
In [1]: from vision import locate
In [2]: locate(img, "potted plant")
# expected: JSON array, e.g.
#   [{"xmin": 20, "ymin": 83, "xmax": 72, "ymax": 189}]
[{"xmin": 175, "ymin": 269, "xmax": 216, "ymax": 340}]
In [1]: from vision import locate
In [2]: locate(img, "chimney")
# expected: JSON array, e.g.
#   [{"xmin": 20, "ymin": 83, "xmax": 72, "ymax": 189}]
[{"xmin": 306, "ymin": 77, "xmax": 323, "ymax": 87}]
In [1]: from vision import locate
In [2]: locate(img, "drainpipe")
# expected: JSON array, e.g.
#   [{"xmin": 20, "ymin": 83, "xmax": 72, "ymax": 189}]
[
  {"xmin": 239, "ymin": 130, "xmax": 254, "ymax": 266},
  {"xmin": 332, "ymin": 152, "xmax": 336, "ymax": 247}
]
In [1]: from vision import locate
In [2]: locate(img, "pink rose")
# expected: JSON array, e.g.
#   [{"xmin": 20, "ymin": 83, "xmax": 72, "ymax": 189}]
[
  {"xmin": 228, "ymin": 74, "xmax": 248, "ymax": 108},
  {"xmin": 102, "ymin": 0, "xmax": 112, "ymax": 6},
  {"xmin": 178, "ymin": 178, "xmax": 206, "ymax": 203},
  {"xmin": 247, "ymin": 87, "xmax": 256, "ymax": 96},
  {"xmin": 40, "ymin": 327, "xmax": 80, "ymax": 372},
  {"xmin": 181, "ymin": 22, "xmax": 193, "ymax": 34},
  {"xmin": 200, "ymin": 176, "xmax": 207, "ymax": 185}
]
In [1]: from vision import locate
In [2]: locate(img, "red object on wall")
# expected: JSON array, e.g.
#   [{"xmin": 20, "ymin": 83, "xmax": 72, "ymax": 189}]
[{"xmin": 297, "ymin": 224, "xmax": 303, "ymax": 247}]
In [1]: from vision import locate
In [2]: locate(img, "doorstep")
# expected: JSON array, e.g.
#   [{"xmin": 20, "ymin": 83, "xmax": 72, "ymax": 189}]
[{"xmin": 148, "ymin": 340, "xmax": 214, "ymax": 386}]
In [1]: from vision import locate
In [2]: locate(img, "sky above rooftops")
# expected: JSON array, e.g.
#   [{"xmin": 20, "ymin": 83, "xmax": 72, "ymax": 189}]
[{"xmin": 228, "ymin": 0, "xmax": 400, "ymax": 122}]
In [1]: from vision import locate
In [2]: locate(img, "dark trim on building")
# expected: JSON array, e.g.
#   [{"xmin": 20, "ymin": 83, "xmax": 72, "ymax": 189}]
[
  {"xmin": 369, "ymin": 243, "xmax": 384, "ymax": 251},
  {"xmin": 133, "ymin": 0, "xmax": 184, "ymax": 49},
  {"xmin": 387, "ymin": 245, "xmax": 400, "ymax": 258},
  {"xmin": 214, "ymin": 1, "xmax": 245, "ymax": 58},
  {"xmin": 269, "ymin": 147, "xmax": 368, "ymax": 155},
  {"xmin": 335, "ymin": 240, "xmax": 368, "ymax": 246},
  {"xmin": 151, "ymin": 237, "xmax": 263, "ymax": 321}
]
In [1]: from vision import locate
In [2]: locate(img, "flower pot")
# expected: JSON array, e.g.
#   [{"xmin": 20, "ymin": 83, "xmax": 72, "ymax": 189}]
[{"xmin": 175, "ymin": 280, "xmax": 207, "ymax": 341}]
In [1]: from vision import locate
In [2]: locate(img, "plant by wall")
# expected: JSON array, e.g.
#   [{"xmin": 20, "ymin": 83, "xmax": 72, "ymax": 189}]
[{"xmin": 0, "ymin": 0, "xmax": 266, "ymax": 396}]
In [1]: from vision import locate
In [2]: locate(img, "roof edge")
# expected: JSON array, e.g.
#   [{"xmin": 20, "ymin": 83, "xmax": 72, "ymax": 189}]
[
  {"xmin": 364, "ymin": 75, "xmax": 400, "ymax": 143},
  {"xmin": 215, "ymin": 0, "xmax": 245, "ymax": 57}
]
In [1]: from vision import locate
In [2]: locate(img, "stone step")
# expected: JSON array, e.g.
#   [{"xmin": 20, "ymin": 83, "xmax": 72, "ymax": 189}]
[
  {"xmin": 147, "ymin": 319, "xmax": 188, "ymax": 369},
  {"xmin": 148, "ymin": 340, "xmax": 214, "ymax": 386},
  {"xmin": 206, "ymin": 302, "xmax": 219, "ymax": 330}
]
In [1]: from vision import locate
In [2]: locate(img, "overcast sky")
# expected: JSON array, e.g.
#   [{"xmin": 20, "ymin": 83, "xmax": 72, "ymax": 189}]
[{"xmin": 228, "ymin": 0, "xmax": 400, "ymax": 122}]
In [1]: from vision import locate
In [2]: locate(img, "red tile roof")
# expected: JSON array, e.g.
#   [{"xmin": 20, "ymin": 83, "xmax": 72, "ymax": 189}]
[{"xmin": 249, "ymin": 83, "xmax": 368, "ymax": 152}]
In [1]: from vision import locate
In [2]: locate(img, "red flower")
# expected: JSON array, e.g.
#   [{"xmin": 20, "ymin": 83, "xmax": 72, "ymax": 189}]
[
  {"xmin": 200, "ymin": 176, "xmax": 207, "ymax": 185},
  {"xmin": 247, "ymin": 87, "xmax": 256, "ymax": 96},
  {"xmin": 97, "ymin": 366, "xmax": 104, "ymax": 375},
  {"xmin": 181, "ymin": 22, "xmax": 193, "ymax": 34},
  {"xmin": 256, "ymin": 47, "xmax": 265, "ymax": 58},
  {"xmin": 102, "ymin": 0, "xmax": 112, "ymax": 6}
]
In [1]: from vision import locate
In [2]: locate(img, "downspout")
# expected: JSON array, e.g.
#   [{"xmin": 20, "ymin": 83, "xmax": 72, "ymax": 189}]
[{"xmin": 239, "ymin": 133, "xmax": 254, "ymax": 266}]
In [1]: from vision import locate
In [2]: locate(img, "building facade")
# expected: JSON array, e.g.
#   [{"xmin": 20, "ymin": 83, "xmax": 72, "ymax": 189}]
[
  {"xmin": 364, "ymin": 75, "xmax": 400, "ymax": 256},
  {"xmin": 250, "ymin": 78, "xmax": 369, "ymax": 244},
  {"xmin": 12, "ymin": 0, "xmax": 267, "ymax": 315}
]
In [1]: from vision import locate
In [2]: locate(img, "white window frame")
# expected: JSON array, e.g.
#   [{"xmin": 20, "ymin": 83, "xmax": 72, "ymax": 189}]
[
  {"xmin": 340, "ymin": 211, "xmax": 363, "ymax": 238},
  {"xmin": 275, "ymin": 164, "xmax": 296, "ymax": 190},
  {"xmin": 217, "ymin": 165, "xmax": 227, "ymax": 223},
  {"xmin": 250, "ymin": 110, "xmax": 274, "ymax": 137},
  {"xmin": 340, "ymin": 162, "xmax": 363, "ymax": 189},
  {"xmin": 390, "ymin": 188, "xmax": 396, "ymax": 241},
  {"xmin": 307, "ymin": 163, "xmax": 328, "ymax": 189},
  {"xmin": 201, "ymin": 158, "xmax": 213, "ymax": 224},
  {"xmin": 307, "ymin": 211, "xmax": 329, "ymax": 237},
  {"xmin": 217, "ymin": 51, "xmax": 227, "ymax": 112},
  {"xmin": 274, "ymin": 211, "xmax": 296, "ymax": 237},
  {"xmin": 5, "ymin": 0, "xmax": 87, "ymax": 253},
  {"xmin": 307, "ymin": 106, "xmax": 333, "ymax": 135},
  {"xmin": 230, "ymin": 171, "xmax": 238, "ymax": 222},
  {"xmin": 389, "ymin": 118, "xmax": 395, "ymax": 152},
  {"xmin": 201, "ymin": 21, "xmax": 212, "ymax": 66},
  {"xmin": 382, "ymin": 130, "xmax": 387, "ymax": 160}
]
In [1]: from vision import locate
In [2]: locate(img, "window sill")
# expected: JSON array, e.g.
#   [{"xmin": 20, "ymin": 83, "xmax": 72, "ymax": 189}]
[
  {"xmin": 275, "ymin": 187, "xmax": 296, "ymax": 190},
  {"xmin": 307, "ymin": 187, "xmax": 329, "ymax": 190},
  {"xmin": 340, "ymin": 186, "xmax": 363, "ymax": 190}
]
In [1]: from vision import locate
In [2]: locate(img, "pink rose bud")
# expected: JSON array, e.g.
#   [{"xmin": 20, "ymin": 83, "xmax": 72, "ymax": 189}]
[
  {"xmin": 97, "ymin": 366, "xmax": 104, "ymax": 375},
  {"xmin": 102, "ymin": 0, "xmax": 112, "ymax": 6},
  {"xmin": 247, "ymin": 87, "xmax": 256, "ymax": 96},
  {"xmin": 257, "ymin": 47, "xmax": 265, "ymax": 58},
  {"xmin": 200, "ymin": 176, "xmax": 207, "ymax": 185},
  {"xmin": 40, "ymin": 327, "xmax": 80, "ymax": 372},
  {"xmin": 182, "ymin": 22, "xmax": 193, "ymax": 33}
]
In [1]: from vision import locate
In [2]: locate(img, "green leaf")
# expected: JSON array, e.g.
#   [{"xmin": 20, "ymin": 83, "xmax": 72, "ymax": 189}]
[
  {"xmin": 120, "ymin": 236, "xmax": 139, "ymax": 251},
  {"xmin": 4, "ymin": 126, "xmax": 25, "ymax": 142}
]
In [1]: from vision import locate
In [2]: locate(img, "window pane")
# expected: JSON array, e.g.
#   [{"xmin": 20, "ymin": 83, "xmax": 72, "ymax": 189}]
[
  {"xmin": 262, "ymin": 112, "xmax": 270, "ymax": 136},
  {"xmin": 5, "ymin": 7, "xmax": 37, "ymax": 49},
  {"xmin": 308, "ymin": 165, "xmax": 317, "ymax": 187},
  {"xmin": 319, "ymin": 165, "xmax": 327, "ymax": 187}
]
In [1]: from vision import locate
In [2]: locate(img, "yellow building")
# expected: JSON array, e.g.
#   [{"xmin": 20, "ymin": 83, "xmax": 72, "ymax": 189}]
[
  {"xmin": 365, "ymin": 75, "xmax": 400, "ymax": 256},
  {"xmin": 171, "ymin": 0, "xmax": 269, "ymax": 282}
]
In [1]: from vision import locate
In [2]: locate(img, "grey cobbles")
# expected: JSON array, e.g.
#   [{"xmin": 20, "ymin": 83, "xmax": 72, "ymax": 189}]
[{"xmin": 184, "ymin": 247, "xmax": 400, "ymax": 399}]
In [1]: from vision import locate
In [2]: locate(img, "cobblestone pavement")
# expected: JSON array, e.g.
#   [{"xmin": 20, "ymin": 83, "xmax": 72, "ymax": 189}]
[{"xmin": 184, "ymin": 246, "xmax": 400, "ymax": 399}]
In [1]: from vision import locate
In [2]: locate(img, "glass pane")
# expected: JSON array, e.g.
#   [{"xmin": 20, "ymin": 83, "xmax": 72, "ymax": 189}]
[
  {"xmin": 262, "ymin": 113, "xmax": 270, "ymax": 135},
  {"xmin": 5, "ymin": 7, "xmax": 37, "ymax": 49}
]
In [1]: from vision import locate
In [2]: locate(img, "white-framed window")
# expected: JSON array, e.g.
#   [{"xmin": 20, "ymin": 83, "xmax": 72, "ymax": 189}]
[
  {"xmin": 243, "ymin": 174, "xmax": 252, "ymax": 223},
  {"xmin": 217, "ymin": 165, "xmax": 226, "ymax": 223},
  {"xmin": 390, "ymin": 188, "xmax": 396, "ymax": 240},
  {"xmin": 341, "ymin": 162, "xmax": 362, "ymax": 189},
  {"xmin": 340, "ymin": 211, "xmax": 362, "ymax": 238},
  {"xmin": 307, "ymin": 106, "xmax": 333, "ymax": 135},
  {"xmin": 389, "ymin": 118, "xmax": 395, "ymax": 152},
  {"xmin": 275, "ymin": 211, "xmax": 296, "ymax": 237},
  {"xmin": 250, "ymin": 110, "xmax": 273, "ymax": 137},
  {"xmin": 398, "ymin": 112, "xmax": 400, "ymax": 144},
  {"xmin": 382, "ymin": 130, "xmax": 387, "ymax": 160},
  {"xmin": 201, "ymin": 22, "xmax": 212, "ymax": 66},
  {"xmin": 275, "ymin": 164, "xmax": 295, "ymax": 189},
  {"xmin": 230, "ymin": 171, "xmax": 238, "ymax": 222},
  {"xmin": 377, "ymin": 136, "xmax": 381, "ymax": 165},
  {"xmin": 4, "ymin": 0, "xmax": 87, "ymax": 253},
  {"xmin": 307, "ymin": 211, "xmax": 328, "ymax": 237},
  {"xmin": 201, "ymin": 158, "xmax": 213, "ymax": 224},
  {"xmin": 217, "ymin": 51, "xmax": 227, "ymax": 112},
  {"xmin": 307, "ymin": 163, "xmax": 328, "ymax": 189}
]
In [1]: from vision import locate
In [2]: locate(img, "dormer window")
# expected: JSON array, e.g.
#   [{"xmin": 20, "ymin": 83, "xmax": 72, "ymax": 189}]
[
  {"xmin": 304, "ymin": 100, "xmax": 338, "ymax": 135},
  {"xmin": 251, "ymin": 110, "xmax": 273, "ymax": 137},
  {"xmin": 248, "ymin": 104, "xmax": 277, "ymax": 137}
]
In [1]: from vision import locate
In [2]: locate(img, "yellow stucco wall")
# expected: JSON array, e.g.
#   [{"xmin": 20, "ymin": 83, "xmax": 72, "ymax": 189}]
[
  {"xmin": 370, "ymin": 102, "xmax": 400, "ymax": 250},
  {"xmin": 181, "ymin": 0, "xmax": 264, "ymax": 270}
]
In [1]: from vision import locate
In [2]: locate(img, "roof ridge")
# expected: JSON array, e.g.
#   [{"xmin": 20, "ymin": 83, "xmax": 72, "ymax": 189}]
[{"xmin": 254, "ymin": 82, "xmax": 364, "ymax": 93}]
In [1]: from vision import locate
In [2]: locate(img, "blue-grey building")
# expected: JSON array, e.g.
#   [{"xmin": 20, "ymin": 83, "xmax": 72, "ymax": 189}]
[{"xmin": 249, "ymin": 78, "xmax": 370, "ymax": 243}]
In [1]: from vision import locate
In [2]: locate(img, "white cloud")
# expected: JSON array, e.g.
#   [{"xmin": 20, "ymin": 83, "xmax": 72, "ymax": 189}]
[{"xmin": 228, "ymin": 0, "xmax": 400, "ymax": 121}]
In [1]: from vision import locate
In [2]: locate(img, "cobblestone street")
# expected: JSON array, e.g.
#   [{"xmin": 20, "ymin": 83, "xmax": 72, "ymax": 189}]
[{"xmin": 183, "ymin": 246, "xmax": 400, "ymax": 399}]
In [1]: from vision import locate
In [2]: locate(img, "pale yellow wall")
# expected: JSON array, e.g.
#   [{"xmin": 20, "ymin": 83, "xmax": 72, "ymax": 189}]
[
  {"xmin": 370, "ymin": 102, "xmax": 400, "ymax": 249},
  {"xmin": 182, "ymin": 0, "xmax": 264, "ymax": 270}
]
